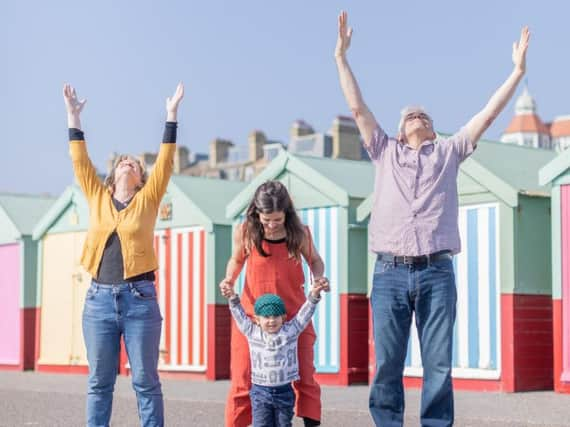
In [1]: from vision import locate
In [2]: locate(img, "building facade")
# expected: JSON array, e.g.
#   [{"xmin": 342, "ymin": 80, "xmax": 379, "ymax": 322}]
[{"xmin": 501, "ymin": 87, "xmax": 570, "ymax": 152}]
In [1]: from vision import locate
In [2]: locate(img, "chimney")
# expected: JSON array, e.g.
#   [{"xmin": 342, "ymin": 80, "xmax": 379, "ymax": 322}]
[
  {"xmin": 173, "ymin": 145, "xmax": 190, "ymax": 174},
  {"xmin": 209, "ymin": 138, "xmax": 234, "ymax": 167},
  {"xmin": 330, "ymin": 115, "xmax": 362, "ymax": 160},
  {"xmin": 248, "ymin": 130, "xmax": 267, "ymax": 162},
  {"xmin": 290, "ymin": 119, "xmax": 314, "ymax": 141},
  {"xmin": 139, "ymin": 152, "xmax": 158, "ymax": 174}
]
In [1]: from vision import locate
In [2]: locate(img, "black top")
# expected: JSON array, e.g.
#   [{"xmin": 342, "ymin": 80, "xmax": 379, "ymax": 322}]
[
  {"xmin": 263, "ymin": 237, "xmax": 287, "ymax": 244},
  {"xmin": 96, "ymin": 198, "xmax": 155, "ymax": 284}
]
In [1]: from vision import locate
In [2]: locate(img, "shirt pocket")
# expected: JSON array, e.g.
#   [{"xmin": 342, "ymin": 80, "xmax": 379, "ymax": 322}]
[{"xmin": 421, "ymin": 151, "xmax": 446, "ymax": 186}]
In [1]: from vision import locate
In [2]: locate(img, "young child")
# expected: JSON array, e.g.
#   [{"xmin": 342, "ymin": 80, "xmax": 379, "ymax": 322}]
[{"xmin": 220, "ymin": 281, "xmax": 326, "ymax": 427}]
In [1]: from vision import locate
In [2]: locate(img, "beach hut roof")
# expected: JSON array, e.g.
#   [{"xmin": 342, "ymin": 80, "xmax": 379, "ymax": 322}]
[
  {"xmin": 470, "ymin": 138, "xmax": 556, "ymax": 197},
  {"xmin": 32, "ymin": 186, "xmax": 84, "ymax": 240},
  {"xmin": 33, "ymin": 177, "xmax": 247, "ymax": 239},
  {"xmin": 168, "ymin": 175, "xmax": 246, "ymax": 227},
  {"xmin": 226, "ymin": 151, "xmax": 374, "ymax": 219},
  {"xmin": 0, "ymin": 192, "xmax": 56, "ymax": 240},
  {"xmin": 539, "ymin": 147, "xmax": 570, "ymax": 186}
]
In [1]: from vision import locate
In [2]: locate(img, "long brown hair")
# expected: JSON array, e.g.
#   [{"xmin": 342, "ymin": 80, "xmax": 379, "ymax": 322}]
[{"xmin": 243, "ymin": 181, "xmax": 305, "ymax": 259}]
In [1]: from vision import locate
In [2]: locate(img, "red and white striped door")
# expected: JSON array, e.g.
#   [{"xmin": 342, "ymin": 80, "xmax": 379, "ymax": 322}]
[{"xmin": 154, "ymin": 228, "xmax": 207, "ymax": 371}]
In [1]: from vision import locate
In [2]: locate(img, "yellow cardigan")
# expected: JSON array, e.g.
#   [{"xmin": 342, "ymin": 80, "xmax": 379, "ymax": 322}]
[{"xmin": 70, "ymin": 139, "xmax": 176, "ymax": 279}]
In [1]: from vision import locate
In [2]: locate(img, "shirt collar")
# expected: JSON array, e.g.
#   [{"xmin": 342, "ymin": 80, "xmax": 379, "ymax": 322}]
[{"xmin": 399, "ymin": 138, "xmax": 435, "ymax": 150}]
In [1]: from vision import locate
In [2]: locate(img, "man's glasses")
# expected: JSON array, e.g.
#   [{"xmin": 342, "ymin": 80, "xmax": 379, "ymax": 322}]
[{"xmin": 405, "ymin": 113, "xmax": 431, "ymax": 122}]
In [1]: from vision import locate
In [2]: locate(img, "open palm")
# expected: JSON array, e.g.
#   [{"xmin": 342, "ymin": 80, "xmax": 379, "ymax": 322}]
[
  {"xmin": 63, "ymin": 84, "xmax": 86, "ymax": 115},
  {"xmin": 166, "ymin": 82, "xmax": 184, "ymax": 113},
  {"xmin": 335, "ymin": 11, "xmax": 353, "ymax": 57},
  {"xmin": 512, "ymin": 26, "xmax": 530, "ymax": 74}
]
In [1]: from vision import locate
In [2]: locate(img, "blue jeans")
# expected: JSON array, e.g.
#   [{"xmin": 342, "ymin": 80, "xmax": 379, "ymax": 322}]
[
  {"xmin": 250, "ymin": 383, "xmax": 295, "ymax": 427},
  {"xmin": 82, "ymin": 280, "xmax": 164, "ymax": 427},
  {"xmin": 369, "ymin": 256, "xmax": 457, "ymax": 427}
]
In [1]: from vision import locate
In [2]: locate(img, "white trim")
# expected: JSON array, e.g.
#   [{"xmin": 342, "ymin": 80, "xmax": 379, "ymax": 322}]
[
  {"xmin": 495, "ymin": 204, "xmax": 502, "ymax": 375},
  {"xmin": 478, "ymin": 208, "xmax": 491, "ymax": 369},
  {"xmin": 170, "ymin": 232, "xmax": 179, "ymax": 366},
  {"xmin": 157, "ymin": 364, "xmax": 207, "ymax": 373},
  {"xmin": 156, "ymin": 230, "xmax": 167, "ymax": 354},
  {"xmin": 174, "ymin": 226, "xmax": 205, "ymax": 233},
  {"xmin": 192, "ymin": 231, "xmax": 201, "ymax": 365},
  {"xmin": 318, "ymin": 208, "xmax": 327, "ymax": 366},
  {"xmin": 457, "ymin": 210, "xmax": 469, "ymax": 368},
  {"xmin": 127, "ymin": 363, "xmax": 207, "ymax": 373},
  {"xmin": 181, "ymin": 231, "xmax": 190, "ymax": 365},
  {"xmin": 329, "ymin": 207, "xmax": 339, "ymax": 368},
  {"xmin": 308, "ymin": 209, "xmax": 324, "ymax": 367},
  {"xmin": 202, "ymin": 230, "xmax": 208, "ymax": 366}
]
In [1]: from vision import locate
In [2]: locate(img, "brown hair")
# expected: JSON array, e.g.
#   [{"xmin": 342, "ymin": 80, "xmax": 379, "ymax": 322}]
[
  {"xmin": 243, "ymin": 181, "xmax": 305, "ymax": 259},
  {"xmin": 103, "ymin": 155, "xmax": 148, "ymax": 193}
]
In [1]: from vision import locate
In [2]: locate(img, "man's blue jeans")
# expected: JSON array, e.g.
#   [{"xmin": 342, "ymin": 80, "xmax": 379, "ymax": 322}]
[
  {"xmin": 369, "ymin": 256, "xmax": 457, "ymax": 427},
  {"xmin": 82, "ymin": 280, "xmax": 164, "ymax": 427},
  {"xmin": 250, "ymin": 383, "xmax": 295, "ymax": 427}
]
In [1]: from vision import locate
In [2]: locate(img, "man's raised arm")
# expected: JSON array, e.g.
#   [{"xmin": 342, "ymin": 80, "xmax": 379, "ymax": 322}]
[
  {"xmin": 335, "ymin": 11, "xmax": 379, "ymax": 148},
  {"xmin": 464, "ymin": 27, "xmax": 530, "ymax": 147}
]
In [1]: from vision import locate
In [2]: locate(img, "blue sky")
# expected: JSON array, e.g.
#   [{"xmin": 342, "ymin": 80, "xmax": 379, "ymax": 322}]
[{"xmin": 2, "ymin": 0, "xmax": 568, "ymax": 194}]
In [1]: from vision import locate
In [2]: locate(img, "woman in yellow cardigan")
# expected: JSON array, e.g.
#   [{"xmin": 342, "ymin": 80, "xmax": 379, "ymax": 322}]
[{"xmin": 63, "ymin": 82, "xmax": 184, "ymax": 427}]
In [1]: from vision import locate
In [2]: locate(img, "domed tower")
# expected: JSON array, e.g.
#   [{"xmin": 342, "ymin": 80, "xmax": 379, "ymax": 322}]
[{"xmin": 501, "ymin": 86, "xmax": 551, "ymax": 149}]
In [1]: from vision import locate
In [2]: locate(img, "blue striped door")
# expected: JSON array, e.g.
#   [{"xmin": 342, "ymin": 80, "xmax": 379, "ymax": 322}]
[
  {"xmin": 235, "ymin": 207, "xmax": 341, "ymax": 373},
  {"xmin": 299, "ymin": 207, "xmax": 340, "ymax": 373},
  {"xmin": 405, "ymin": 203, "xmax": 500, "ymax": 379}
]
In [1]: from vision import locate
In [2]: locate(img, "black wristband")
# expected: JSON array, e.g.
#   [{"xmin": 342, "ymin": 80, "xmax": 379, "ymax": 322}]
[
  {"xmin": 69, "ymin": 128, "xmax": 84, "ymax": 141},
  {"xmin": 162, "ymin": 121, "xmax": 177, "ymax": 143}
]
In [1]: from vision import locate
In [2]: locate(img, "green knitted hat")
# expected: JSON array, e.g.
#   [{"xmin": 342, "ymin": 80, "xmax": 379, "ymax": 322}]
[{"xmin": 254, "ymin": 293, "xmax": 286, "ymax": 317}]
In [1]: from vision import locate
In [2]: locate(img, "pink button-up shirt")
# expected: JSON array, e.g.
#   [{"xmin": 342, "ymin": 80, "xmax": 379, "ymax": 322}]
[{"xmin": 366, "ymin": 125, "xmax": 474, "ymax": 256}]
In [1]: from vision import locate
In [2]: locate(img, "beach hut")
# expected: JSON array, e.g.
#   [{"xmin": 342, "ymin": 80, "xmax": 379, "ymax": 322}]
[
  {"xmin": 32, "ymin": 186, "xmax": 91, "ymax": 373},
  {"xmin": 0, "ymin": 193, "xmax": 55, "ymax": 370},
  {"xmin": 226, "ymin": 151, "xmax": 373, "ymax": 385},
  {"xmin": 148, "ymin": 175, "xmax": 245, "ymax": 379},
  {"xmin": 357, "ymin": 139, "xmax": 556, "ymax": 391},
  {"xmin": 539, "ymin": 148, "xmax": 570, "ymax": 393}
]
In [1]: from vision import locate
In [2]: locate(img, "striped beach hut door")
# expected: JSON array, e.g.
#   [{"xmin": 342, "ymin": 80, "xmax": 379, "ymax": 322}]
[
  {"xmin": 405, "ymin": 203, "xmax": 501, "ymax": 379},
  {"xmin": 299, "ymin": 207, "xmax": 340, "ymax": 374},
  {"xmin": 154, "ymin": 227, "xmax": 207, "ymax": 372},
  {"xmin": 235, "ymin": 206, "xmax": 340, "ymax": 373}
]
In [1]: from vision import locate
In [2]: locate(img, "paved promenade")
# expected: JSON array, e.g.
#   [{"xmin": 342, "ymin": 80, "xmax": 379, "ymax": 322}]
[{"xmin": 1, "ymin": 371, "xmax": 569, "ymax": 426}]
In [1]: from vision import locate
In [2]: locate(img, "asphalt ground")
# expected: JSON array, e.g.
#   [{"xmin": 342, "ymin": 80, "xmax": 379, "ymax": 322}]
[{"xmin": 1, "ymin": 371, "xmax": 569, "ymax": 426}]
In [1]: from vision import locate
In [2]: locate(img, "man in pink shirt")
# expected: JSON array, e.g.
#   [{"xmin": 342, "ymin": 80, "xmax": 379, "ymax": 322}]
[{"xmin": 335, "ymin": 11, "xmax": 530, "ymax": 427}]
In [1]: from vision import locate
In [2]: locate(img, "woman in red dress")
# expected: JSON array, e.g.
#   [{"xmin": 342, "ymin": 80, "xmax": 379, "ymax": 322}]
[{"xmin": 220, "ymin": 180, "xmax": 330, "ymax": 427}]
